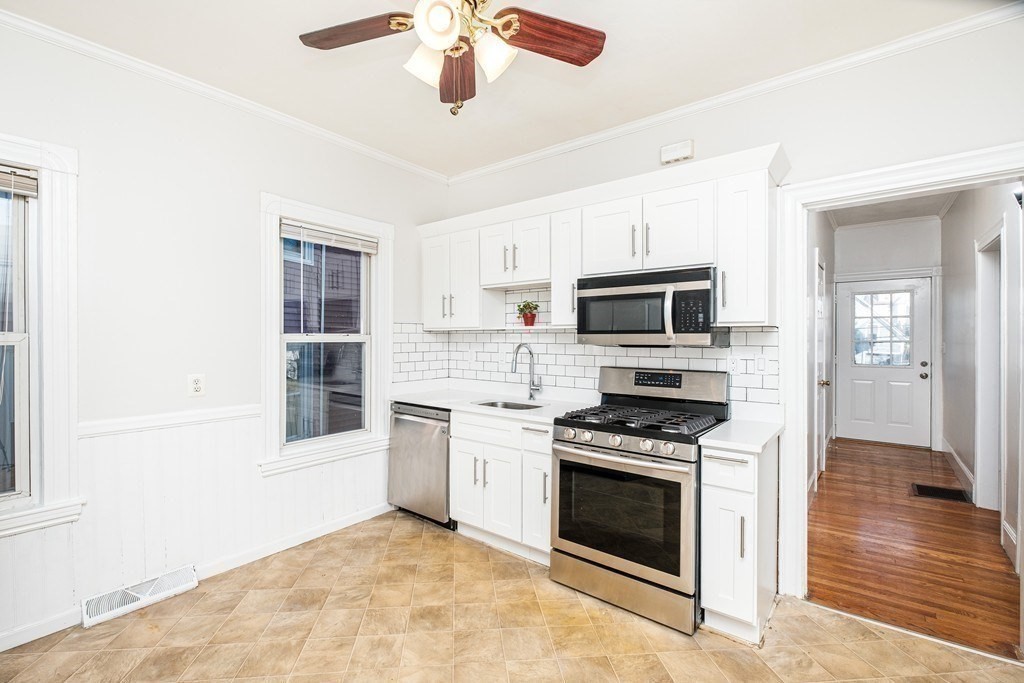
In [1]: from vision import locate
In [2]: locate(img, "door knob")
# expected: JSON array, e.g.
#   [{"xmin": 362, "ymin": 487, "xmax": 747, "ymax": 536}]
[
  {"xmin": 920, "ymin": 373, "xmax": 930, "ymax": 379},
  {"xmin": 921, "ymin": 361, "xmax": 929, "ymax": 368},
  {"xmin": 818, "ymin": 380, "xmax": 831, "ymax": 387}
]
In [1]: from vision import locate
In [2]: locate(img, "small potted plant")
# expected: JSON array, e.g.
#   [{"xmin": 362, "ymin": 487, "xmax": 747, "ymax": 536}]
[{"xmin": 517, "ymin": 300, "xmax": 539, "ymax": 327}]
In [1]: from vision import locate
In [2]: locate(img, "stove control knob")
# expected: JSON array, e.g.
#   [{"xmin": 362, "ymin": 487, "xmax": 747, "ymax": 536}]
[
  {"xmin": 639, "ymin": 438, "xmax": 654, "ymax": 452},
  {"xmin": 563, "ymin": 428, "xmax": 577, "ymax": 440},
  {"xmin": 581, "ymin": 430, "xmax": 594, "ymax": 443},
  {"xmin": 660, "ymin": 442, "xmax": 676, "ymax": 456},
  {"xmin": 608, "ymin": 434, "xmax": 623, "ymax": 447}
]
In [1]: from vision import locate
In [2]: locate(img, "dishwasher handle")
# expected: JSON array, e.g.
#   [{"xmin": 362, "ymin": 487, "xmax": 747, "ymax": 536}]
[{"xmin": 392, "ymin": 402, "xmax": 450, "ymax": 423}]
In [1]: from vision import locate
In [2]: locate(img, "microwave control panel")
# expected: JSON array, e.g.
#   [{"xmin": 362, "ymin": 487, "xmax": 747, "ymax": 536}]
[{"xmin": 675, "ymin": 290, "xmax": 711, "ymax": 333}]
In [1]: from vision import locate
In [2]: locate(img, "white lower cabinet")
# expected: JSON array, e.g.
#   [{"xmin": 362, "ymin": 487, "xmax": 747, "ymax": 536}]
[
  {"xmin": 481, "ymin": 445, "xmax": 522, "ymax": 541},
  {"xmin": 700, "ymin": 438, "xmax": 779, "ymax": 644},
  {"xmin": 521, "ymin": 451, "xmax": 552, "ymax": 552},
  {"xmin": 450, "ymin": 439, "xmax": 485, "ymax": 528}
]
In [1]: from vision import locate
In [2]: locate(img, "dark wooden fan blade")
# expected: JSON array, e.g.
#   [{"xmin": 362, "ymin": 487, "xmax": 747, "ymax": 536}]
[
  {"xmin": 493, "ymin": 8, "xmax": 605, "ymax": 67},
  {"xmin": 300, "ymin": 12, "xmax": 414, "ymax": 50},
  {"xmin": 439, "ymin": 43, "xmax": 477, "ymax": 105}
]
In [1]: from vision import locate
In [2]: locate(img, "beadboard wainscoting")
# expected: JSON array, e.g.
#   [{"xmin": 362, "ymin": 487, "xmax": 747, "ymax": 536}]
[
  {"xmin": 0, "ymin": 409, "xmax": 391, "ymax": 651},
  {"xmin": 394, "ymin": 288, "xmax": 781, "ymax": 407}
]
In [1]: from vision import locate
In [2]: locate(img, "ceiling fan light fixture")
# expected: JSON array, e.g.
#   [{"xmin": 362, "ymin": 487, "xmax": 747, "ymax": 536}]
[
  {"xmin": 413, "ymin": 0, "xmax": 461, "ymax": 51},
  {"xmin": 403, "ymin": 44, "xmax": 445, "ymax": 88},
  {"xmin": 475, "ymin": 30, "xmax": 518, "ymax": 83}
]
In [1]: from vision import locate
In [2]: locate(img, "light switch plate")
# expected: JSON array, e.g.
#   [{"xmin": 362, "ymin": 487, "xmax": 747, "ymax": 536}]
[{"xmin": 754, "ymin": 354, "xmax": 768, "ymax": 375}]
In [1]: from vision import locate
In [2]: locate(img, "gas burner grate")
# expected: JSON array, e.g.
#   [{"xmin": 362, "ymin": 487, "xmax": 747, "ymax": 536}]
[
  {"xmin": 562, "ymin": 405, "xmax": 718, "ymax": 435},
  {"xmin": 647, "ymin": 413, "xmax": 719, "ymax": 435}
]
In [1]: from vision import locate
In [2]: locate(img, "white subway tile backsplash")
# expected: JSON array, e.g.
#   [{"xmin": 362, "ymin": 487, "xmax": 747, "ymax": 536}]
[{"xmin": 391, "ymin": 322, "xmax": 781, "ymax": 406}]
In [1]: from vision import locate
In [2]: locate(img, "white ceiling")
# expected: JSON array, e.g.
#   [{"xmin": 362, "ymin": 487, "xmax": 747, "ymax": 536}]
[
  {"xmin": 0, "ymin": 0, "xmax": 1011, "ymax": 176},
  {"xmin": 828, "ymin": 193, "xmax": 959, "ymax": 228}
]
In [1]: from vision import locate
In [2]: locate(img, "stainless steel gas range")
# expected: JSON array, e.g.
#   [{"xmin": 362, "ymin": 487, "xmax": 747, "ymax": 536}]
[{"xmin": 549, "ymin": 367, "xmax": 729, "ymax": 634}]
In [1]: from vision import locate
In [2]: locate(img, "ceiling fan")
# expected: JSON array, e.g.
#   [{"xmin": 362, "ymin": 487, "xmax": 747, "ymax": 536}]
[{"xmin": 299, "ymin": 0, "xmax": 606, "ymax": 116}]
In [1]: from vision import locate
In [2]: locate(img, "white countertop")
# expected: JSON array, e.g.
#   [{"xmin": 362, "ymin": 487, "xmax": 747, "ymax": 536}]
[
  {"xmin": 392, "ymin": 389, "xmax": 592, "ymax": 425},
  {"xmin": 698, "ymin": 419, "xmax": 784, "ymax": 454}
]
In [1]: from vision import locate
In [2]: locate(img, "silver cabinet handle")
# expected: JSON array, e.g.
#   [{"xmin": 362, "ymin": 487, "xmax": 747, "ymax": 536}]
[
  {"xmin": 513, "ymin": 244, "xmax": 518, "ymax": 270},
  {"xmin": 482, "ymin": 459, "xmax": 488, "ymax": 487},
  {"xmin": 721, "ymin": 271, "xmax": 728, "ymax": 308},
  {"xmin": 631, "ymin": 225, "xmax": 637, "ymax": 257},
  {"xmin": 522, "ymin": 426, "xmax": 549, "ymax": 434},
  {"xmin": 704, "ymin": 453, "xmax": 748, "ymax": 465},
  {"xmin": 503, "ymin": 246, "xmax": 509, "ymax": 272},
  {"xmin": 542, "ymin": 471, "xmax": 549, "ymax": 504},
  {"xmin": 645, "ymin": 223, "xmax": 651, "ymax": 256},
  {"xmin": 450, "ymin": 294, "xmax": 455, "ymax": 318},
  {"xmin": 473, "ymin": 456, "xmax": 479, "ymax": 485},
  {"xmin": 663, "ymin": 286, "xmax": 675, "ymax": 343},
  {"xmin": 571, "ymin": 283, "xmax": 577, "ymax": 313},
  {"xmin": 441, "ymin": 295, "xmax": 447, "ymax": 318},
  {"xmin": 739, "ymin": 516, "xmax": 746, "ymax": 559}
]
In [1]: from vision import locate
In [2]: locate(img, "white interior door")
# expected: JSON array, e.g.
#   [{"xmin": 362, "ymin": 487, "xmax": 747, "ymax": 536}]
[
  {"xmin": 836, "ymin": 278, "xmax": 932, "ymax": 447},
  {"xmin": 814, "ymin": 260, "xmax": 829, "ymax": 477}
]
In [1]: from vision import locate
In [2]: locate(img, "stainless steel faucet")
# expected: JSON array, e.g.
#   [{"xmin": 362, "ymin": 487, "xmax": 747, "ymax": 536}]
[{"xmin": 511, "ymin": 343, "xmax": 543, "ymax": 401}]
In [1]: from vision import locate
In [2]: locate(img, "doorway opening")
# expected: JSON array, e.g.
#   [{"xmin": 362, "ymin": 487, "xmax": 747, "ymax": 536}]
[{"xmin": 802, "ymin": 180, "xmax": 1023, "ymax": 658}]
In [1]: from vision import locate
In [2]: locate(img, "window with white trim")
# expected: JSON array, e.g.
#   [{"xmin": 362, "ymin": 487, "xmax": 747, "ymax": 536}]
[
  {"xmin": 280, "ymin": 221, "xmax": 375, "ymax": 445},
  {"xmin": 0, "ymin": 166, "xmax": 32, "ymax": 502}
]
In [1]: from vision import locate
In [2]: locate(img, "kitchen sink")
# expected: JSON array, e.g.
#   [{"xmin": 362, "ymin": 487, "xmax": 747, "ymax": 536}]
[{"xmin": 474, "ymin": 400, "xmax": 542, "ymax": 411}]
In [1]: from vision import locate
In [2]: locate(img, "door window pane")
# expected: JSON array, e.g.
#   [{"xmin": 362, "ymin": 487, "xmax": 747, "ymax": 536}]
[
  {"xmin": 853, "ymin": 291, "xmax": 912, "ymax": 366},
  {"xmin": 285, "ymin": 342, "xmax": 364, "ymax": 442}
]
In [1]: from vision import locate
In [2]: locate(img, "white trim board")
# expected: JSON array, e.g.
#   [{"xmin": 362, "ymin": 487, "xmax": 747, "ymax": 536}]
[
  {"xmin": 776, "ymin": 140, "xmax": 1024, "ymax": 599},
  {"xmin": 941, "ymin": 439, "xmax": 975, "ymax": 496},
  {"xmin": 832, "ymin": 216, "xmax": 944, "ymax": 233},
  {"xmin": 78, "ymin": 404, "xmax": 262, "ymax": 438},
  {"xmin": 834, "ymin": 267, "xmax": 942, "ymax": 283},
  {"xmin": 0, "ymin": 608, "xmax": 80, "ymax": 654},
  {"xmin": 1, "ymin": 5, "xmax": 1022, "ymax": 186}
]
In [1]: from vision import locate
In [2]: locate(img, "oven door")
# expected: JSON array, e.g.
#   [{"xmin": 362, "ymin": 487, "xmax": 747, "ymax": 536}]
[{"xmin": 551, "ymin": 443, "xmax": 697, "ymax": 594}]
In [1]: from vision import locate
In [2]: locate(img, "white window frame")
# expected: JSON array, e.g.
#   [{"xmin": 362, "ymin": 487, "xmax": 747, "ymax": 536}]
[
  {"xmin": 0, "ymin": 133, "xmax": 82, "ymax": 538},
  {"xmin": 259, "ymin": 193, "xmax": 393, "ymax": 477}
]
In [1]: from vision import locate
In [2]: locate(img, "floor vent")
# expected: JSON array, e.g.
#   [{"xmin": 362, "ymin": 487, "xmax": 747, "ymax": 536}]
[
  {"xmin": 81, "ymin": 565, "xmax": 198, "ymax": 627},
  {"xmin": 911, "ymin": 483, "xmax": 971, "ymax": 503}
]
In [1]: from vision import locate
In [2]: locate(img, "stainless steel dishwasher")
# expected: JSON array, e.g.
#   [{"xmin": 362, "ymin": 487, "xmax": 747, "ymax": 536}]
[{"xmin": 388, "ymin": 402, "xmax": 453, "ymax": 527}]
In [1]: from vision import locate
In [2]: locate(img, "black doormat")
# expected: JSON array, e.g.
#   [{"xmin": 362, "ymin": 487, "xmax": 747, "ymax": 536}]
[{"xmin": 911, "ymin": 483, "xmax": 971, "ymax": 503}]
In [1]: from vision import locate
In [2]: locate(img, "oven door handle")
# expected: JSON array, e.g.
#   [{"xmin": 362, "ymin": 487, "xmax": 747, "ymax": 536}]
[
  {"xmin": 553, "ymin": 444, "xmax": 692, "ymax": 474},
  {"xmin": 664, "ymin": 286, "xmax": 675, "ymax": 343}
]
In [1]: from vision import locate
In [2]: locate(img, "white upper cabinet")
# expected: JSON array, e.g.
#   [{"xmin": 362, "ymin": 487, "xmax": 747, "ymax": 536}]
[
  {"xmin": 582, "ymin": 196, "xmax": 644, "ymax": 276},
  {"xmin": 422, "ymin": 230, "xmax": 504, "ymax": 331},
  {"xmin": 550, "ymin": 209, "xmax": 582, "ymax": 327},
  {"xmin": 642, "ymin": 183, "xmax": 715, "ymax": 270},
  {"xmin": 479, "ymin": 217, "xmax": 551, "ymax": 287},
  {"xmin": 716, "ymin": 172, "xmax": 771, "ymax": 325},
  {"xmin": 449, "ymin": 230, "xmax": 482, "ymax": 328},
  {"xmin": 421, "ymin": 234, "xmax": 451, "ymax": 330}
]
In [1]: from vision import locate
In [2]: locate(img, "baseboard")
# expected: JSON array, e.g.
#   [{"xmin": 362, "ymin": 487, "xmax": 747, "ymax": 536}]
[
  {"xmin": 0, "ymin": 608, "xmax": 80, "ymax": 653},
  {"xmin": 941, "ymin": 439, "xmax": 974, "ymax": 494},
  {"xmin": 456, "ymin": 524, "xmax": 551, "ymax": 567},
  {"xmin": 197, "ymin": 502, "xmax": 393, "ymax": 580},
  {"xmin": 1001, "ymin": 520, "xmax": 1018, "ymax": 573},
  {"xmin": 806, "ymin": 472, "xmax": 817, "ymax": 508}
]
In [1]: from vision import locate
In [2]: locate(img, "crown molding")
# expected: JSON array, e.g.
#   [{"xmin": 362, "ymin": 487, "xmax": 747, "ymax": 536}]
[
  {"xmin": 446, "ymin": 3, "xmax": 1024, "ymax": 186},
  {"xmin": 0, "ymin": 9, "xmax": 448, "ymax": 185},
  {"xmin": 833, "ymin": 215, "xmax": 942, "ymax": 232},
  {"xmin": 937, "ymin": 191, "xmax": 960, "ymax": 219}
]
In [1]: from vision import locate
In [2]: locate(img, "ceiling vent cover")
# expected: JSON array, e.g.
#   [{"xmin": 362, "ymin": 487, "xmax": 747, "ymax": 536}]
[{"xmin": 81, "ymin": 565, "xmax": 198, "ymax": 627}]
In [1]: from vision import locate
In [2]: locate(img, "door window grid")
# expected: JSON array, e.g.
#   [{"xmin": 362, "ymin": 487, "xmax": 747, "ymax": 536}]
[{"xmin": 853, "ymin": 291, "xmax": 912, "ymax": 367}]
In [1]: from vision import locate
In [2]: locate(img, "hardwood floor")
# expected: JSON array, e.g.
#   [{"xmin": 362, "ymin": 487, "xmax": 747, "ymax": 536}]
[{"xmin": 807, "ymin": 438, "xmax": 1021, "ymax": 659}]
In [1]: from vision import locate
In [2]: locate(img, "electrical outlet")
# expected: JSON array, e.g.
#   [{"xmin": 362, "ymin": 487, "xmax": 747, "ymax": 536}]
[
  {"xmin": 727, "ymin": 357, "xmax": 740, "ymax": 374},
  {"xmin": 187, "ymin": 374, "xmax": 206, "ymax": 397}
]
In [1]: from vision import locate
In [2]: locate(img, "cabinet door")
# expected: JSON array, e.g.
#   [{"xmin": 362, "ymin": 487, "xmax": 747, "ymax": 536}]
[
  {"xmin": 482, "ymin": 445, "xmax": 522, "ymax": 542},
  {"xmin": 512, "ymin": 215, "xmax": 551, "ymax": 283},
  {"xmin": 449, "ymin": 230, "xmax": 481, "ymax": 328},
  {"xmin": 643, "ymin": 183, "xmax": 715, "ymax": 270},
  {"xmin": 716, "ymin": 172, "xmax": 768, "ymax": 324},
  {"xmin": 581, "ymin": 197, "xmax": 643, "ymax": 275},
  {"xmin": 550, "ymin": 209, "xmax": 582, "ymax": 327},
  {"xmin": 521, "ymin": 452, "xmax": 552, "ymax": 552},
  {"xmin": 422, "ymin": 235, "xmax": 451, "ymax": 330},
  {"xmin": 450, "ymin": 438, "xmax": 484, "ymax": 528},
  {"xmin": 479, "ymin": 222, "xmax": 512, "ymax": 287},
  {"xmin": 701, "ymin": 486, "xmax": 755, "ymax": 623}
]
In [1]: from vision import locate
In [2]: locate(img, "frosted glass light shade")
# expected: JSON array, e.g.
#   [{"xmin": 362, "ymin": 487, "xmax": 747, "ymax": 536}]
[
  {"xmin": 403, "ymin": 44, "xmax": 445, "ymax": 88},
  {"xmin": 413, "ymin": 0, "xmax": 460, "ymax": 51},
  {"xmin": 475, "ymin": 31, "xmax": 517, "ymax": 83}
]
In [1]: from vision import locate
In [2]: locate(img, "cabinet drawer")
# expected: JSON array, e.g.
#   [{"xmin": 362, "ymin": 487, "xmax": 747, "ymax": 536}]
[
  {"xmin": 452, "ymin": 412, "xmax": 522, "ymax": 449},
  {"xmin": 701, "ymin": 449, "xmax": 754, "ymax": 492},
  {"xmin": 521, "ymin": 424, "xmax": 553, "ymax": 455}
]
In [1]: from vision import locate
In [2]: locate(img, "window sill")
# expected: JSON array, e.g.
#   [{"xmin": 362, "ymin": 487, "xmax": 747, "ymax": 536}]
[
  {"xmin": 258, "ymin": 436, "xmax": 390, "ymax": 478},
  {"xmin": 0, "ymin": 498, "xmax": 86, "ymax": 539}
]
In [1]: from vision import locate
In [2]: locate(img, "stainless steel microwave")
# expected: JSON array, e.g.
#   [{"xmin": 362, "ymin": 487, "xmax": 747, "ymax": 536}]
[{"xmin": 576, "ymin": 267, "xmax": 730, "ymax": 347}]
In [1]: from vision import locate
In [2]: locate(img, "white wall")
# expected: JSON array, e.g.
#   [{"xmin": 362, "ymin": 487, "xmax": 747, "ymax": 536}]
[
  {"xmin": 806, "ymin": 211, "xmax": 835, "ymax": 496},
  {"xmin": 834, "ymin": 218, "xmax": 942, "ymax": 275},
  {"xmin": 940, "ymin": 183, "xmax": 1023, "ymax": 550},
  {"xmin": 0, "ymin": 24, "xmax": 447, "ymax": 648}
]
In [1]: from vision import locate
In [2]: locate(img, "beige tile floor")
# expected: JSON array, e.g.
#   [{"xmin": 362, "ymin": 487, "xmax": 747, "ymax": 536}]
[{"xmin": 3, "ymin": 510, "xmax": 1024, "ymax": 682}]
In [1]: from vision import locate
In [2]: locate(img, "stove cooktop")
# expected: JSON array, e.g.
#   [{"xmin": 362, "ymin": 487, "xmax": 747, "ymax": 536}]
[{"xmin": 560, "ymin": 405, "xmax": 718, "ymax": 436}]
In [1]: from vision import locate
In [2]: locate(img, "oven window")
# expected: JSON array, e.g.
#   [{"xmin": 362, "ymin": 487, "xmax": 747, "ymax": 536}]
[
  {"xmin": 579, "ymin": 294, "xmax": 665, "ymax": 334},
  {"xmin": 558, "ymin": 458, "xmax": 682, "ymax": 575}
]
